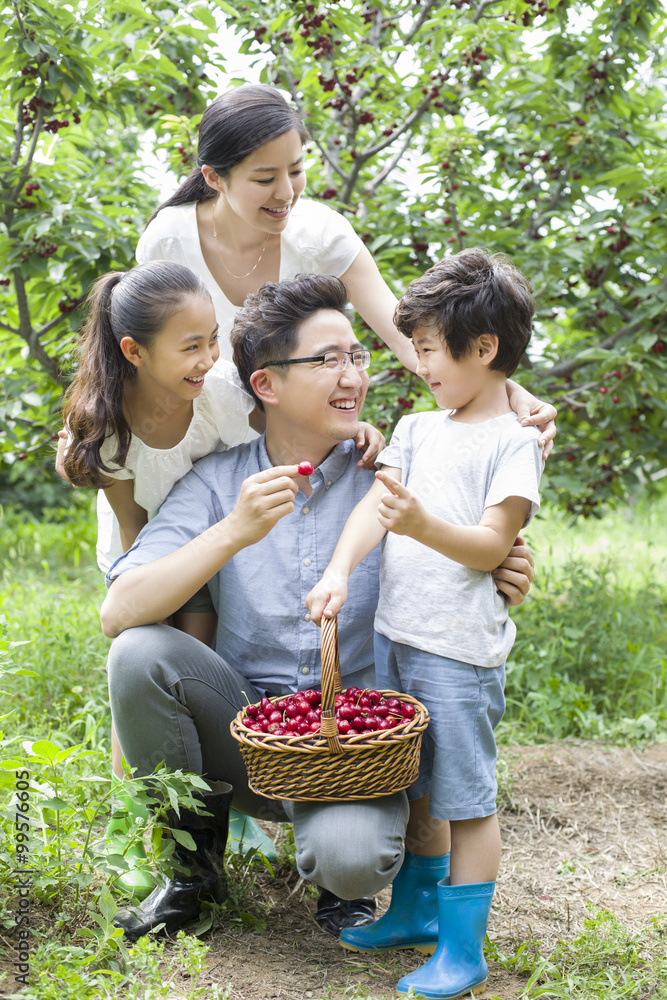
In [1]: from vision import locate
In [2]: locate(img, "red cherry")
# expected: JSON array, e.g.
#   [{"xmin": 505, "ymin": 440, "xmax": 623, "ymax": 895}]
[
  {"xmin": 401, "ymin": 703, "xmax": 416, "ymax": 719},
  {"xmin": 309, "ymin": 721, "xmax": 321, "ymax": 733},
  {"xmin": 285, "ymin": 703, "xmax": 300, "ymax": 719},
  {"xmin": 245, "ymin": 704, "xmax": 259, "ymax": 718},
  {"xmin": 351, "ymin": 717, "xmax": 367, "ymax": 732},
  {"xmin": 303, "ymin": 689, "xmax": 321, "ymax": 705},
  {"xmin": 378, "ymin": 719, "xmax": 395, "ymax": 730},
  {"xmin": 298, "ymin": 461, "xmax": 314, "ymax": 476},
  {"xmin": 337, "ymin": 719, "xmax": 352, "ymax": 735},
  {"xmin": 269, "ymin": 710, "xmax": 283, "ymax": 724}
]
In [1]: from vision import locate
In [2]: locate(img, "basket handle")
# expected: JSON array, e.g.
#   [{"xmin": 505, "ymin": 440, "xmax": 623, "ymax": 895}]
[{"xmin": 319, "ymin": 616, "xmax": 343, "ymax": 754}]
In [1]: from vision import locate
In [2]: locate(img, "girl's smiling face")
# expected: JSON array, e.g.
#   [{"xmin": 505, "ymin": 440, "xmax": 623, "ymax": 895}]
[
  {"xmin": 124, "ymin": 295, "xmax": 220, "ymax": 404},
  {"xmin": 213, "ymin": 129, "xmax": 307, "ymax": 235}
]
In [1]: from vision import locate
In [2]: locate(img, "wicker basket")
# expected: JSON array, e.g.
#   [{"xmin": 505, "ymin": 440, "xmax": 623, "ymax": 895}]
[{"xmin": 230, "ymin": 617, "xmax": 429, "ymax": 801}]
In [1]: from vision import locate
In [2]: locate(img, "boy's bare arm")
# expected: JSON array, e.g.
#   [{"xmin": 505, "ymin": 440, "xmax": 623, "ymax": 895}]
[
  {"xmin": 305, "ymin": 467, "xmax": 401, "ymax": 624},
  {"xmin": 374, "ymin": 470, "xmax": 531, "ymax": 572},
  {"xmin": 100, "ymin": 467, "xmax": 299, "ymax": 637}
]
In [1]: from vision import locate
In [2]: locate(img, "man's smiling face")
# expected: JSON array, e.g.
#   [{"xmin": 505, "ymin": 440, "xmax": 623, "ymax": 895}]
[{"xmin": 273, "ymin": 309, "xmax": 369, "ymax": 446}]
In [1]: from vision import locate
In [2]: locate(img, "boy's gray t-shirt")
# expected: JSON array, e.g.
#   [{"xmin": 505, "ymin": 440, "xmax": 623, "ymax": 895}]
[{"xmin": 374, "ymin": 411, "xmax": 543, "ymax": 668}]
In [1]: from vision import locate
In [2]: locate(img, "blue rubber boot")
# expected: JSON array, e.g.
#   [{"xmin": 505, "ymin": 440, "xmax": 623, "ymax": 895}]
[
  {"xmin": 396, "ymin": 880, "xmax": 495, "ymax": 999},
  {"xmin": 228, "ymin": 809, "xmax": 277, "ymax": 861},
  {"xmin": 339, "ymin": 852, "xmax": 450, "ymax": 956}
]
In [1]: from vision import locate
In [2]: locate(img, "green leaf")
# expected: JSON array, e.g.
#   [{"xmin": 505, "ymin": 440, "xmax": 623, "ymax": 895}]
[{"xmin": 170, "ymin": 827, "xmax": 197, "ymax": 851}]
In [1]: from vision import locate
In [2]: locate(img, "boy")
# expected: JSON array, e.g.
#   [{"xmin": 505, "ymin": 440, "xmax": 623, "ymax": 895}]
[{"xmin": 306, "ymin": 249, "xmax": 543, "ymax": 999}]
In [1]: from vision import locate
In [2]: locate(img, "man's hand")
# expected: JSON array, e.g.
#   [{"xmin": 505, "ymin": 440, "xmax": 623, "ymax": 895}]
[
  {"xmin": 225, "ymin": 466, "xmax": 299, "ymax": 548},
  {"xmin": 306, "ymin": 569, "xmax": 349, "ymax": 625},
  {"xmin": 355, "ymin": 421, "xmax": 387, "ymax": 469},
  {"xmin": 375, "ymin": 470, "xmax": 426, "ymax": 538},
  {"xmin": 492, "ymin": 534, "xmax": 535, "ymax": 607},
  {"xmin": 506, "ymin": 381, "xmax": 557, "ymax": 460}
]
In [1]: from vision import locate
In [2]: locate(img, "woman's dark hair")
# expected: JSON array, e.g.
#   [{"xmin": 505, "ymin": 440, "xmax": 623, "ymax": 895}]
[
  {"xmin": 231, "ymin": 273, "xmax": 351, "ymax": 411},
  {"xmin": 148, "ymin": 85, "xmax": 310, "ymax": 222},
  {"xmin": 394, "ymin": 248, "xmax": 534, "ymax": 376},
  {"xmin": 62, "ymin": 261, "xmax": 211, "ymax": 488}
]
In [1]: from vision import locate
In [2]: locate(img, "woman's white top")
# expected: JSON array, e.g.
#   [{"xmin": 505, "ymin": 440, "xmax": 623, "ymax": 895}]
[
  {"xmin": 96, "ymin": 362, "xmax": 252, "ymax": 572},
  {"xmin": 135, "ymin": 199, "xmax": 364, "ymax": 360}
]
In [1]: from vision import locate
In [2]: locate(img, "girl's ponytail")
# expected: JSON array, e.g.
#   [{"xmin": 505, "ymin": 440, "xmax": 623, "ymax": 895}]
[
  {"xmin": 63, "ymin": 272, "xmax": 134, "ymax": 488},
  {"xmin": 62, "ymin": 261, "xmax": 210, "ymax": 488}
]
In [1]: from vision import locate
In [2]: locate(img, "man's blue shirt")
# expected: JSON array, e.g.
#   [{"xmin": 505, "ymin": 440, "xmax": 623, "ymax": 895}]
[{"xmin": 107, "ymin": 437, "xmax": 380, "ymax": 693}]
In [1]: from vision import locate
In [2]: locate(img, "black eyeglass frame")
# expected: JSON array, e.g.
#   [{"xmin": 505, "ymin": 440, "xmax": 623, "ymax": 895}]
[{"xmin": 257, "ymin": 349, "xmax": 372, "ymax": 371}]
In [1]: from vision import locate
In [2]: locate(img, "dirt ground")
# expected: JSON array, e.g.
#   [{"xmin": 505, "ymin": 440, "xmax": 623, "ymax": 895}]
[
  {"xmin": 1, "ymin": 741, "xmax": 666, "ymax": 999},
  {"xmin": 202, "ymin": 742, "xmax": 667, "ymax": 1000}
]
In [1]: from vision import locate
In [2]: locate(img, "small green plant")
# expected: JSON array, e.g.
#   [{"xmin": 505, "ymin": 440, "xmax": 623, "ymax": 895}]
[{"xmin": 486, "ymin": 908, "xmax": 667, "ymax": 999}]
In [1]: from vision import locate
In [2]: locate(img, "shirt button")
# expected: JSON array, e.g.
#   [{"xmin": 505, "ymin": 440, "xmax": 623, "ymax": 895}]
[
  {"xmin": 304, "ymin": 612, "xmax": 311, "ymax": 621},
  {"xmin": 327, "ymin": 480, "xmax": 332, "ymax": 487},
  {"xmin": 304, "ymin": 558, "xmax": 311, "ymax": 567},
  {"xmin": 302, "ymin": 667, "xmax": 310, "ymax": 675},
  {"xmin": 302, "ymin": 506, "xmax": 310, "ymax": 514}
]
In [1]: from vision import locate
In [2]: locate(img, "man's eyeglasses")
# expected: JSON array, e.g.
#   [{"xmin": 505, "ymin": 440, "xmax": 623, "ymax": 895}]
[{"xmin": 259, "ymin": 350, "xmax": 372, "ymax": 372}]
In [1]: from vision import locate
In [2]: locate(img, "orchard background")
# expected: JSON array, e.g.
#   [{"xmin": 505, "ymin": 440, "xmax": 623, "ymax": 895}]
[
  {"xmin": 1, "ymin": 0, "xmax": 666, "ymax": 515},
  {"xmin": 1, "ymin": 3, "xmax": 666, "ymax": 996}
]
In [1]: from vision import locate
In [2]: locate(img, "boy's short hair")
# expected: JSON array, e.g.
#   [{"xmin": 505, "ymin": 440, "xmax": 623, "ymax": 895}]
[
  {"xmin": 231, "ymin": 273, "xmax": 351, "ymax": 410},
  {"xmin": 394, "ymin": 248, "xmax": 534, "ymax": 375}
]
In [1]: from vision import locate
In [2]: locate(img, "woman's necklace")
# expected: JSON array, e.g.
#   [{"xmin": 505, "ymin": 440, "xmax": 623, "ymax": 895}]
[{"xmin": 212, "ymin": 199, "xmax": 270, "ymax": 279}]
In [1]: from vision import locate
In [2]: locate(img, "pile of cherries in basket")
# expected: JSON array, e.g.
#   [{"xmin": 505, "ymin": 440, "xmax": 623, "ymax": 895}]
[{"xmin": 241, "ymin": 687, "xmax": 416, "ymax": 738}]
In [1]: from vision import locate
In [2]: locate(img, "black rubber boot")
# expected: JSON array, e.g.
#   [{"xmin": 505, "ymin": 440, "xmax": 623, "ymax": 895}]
[
  {"xmin": 114, "ymin": 780, "xmax": 233, "ymax": 942},
  {"xmin": 315, "ymin": 887, "xmax": 377, "ymax": 937}
]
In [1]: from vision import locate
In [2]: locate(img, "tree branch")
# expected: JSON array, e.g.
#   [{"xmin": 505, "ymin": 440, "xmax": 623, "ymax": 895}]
[{"xmin": 473, "ymin": 0, "xmax": 506, "ymax": 22}]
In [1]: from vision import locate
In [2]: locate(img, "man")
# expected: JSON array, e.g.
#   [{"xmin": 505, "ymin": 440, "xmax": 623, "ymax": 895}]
[{"xmin": 102, "ymin": 273, "xmax": 535, "ymax": 940}]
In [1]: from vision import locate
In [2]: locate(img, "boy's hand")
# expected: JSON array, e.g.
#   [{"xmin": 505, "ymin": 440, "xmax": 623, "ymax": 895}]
[
  {"xmin": 492, "ymin": 534, "xmax": 534, "ymax": 606},
  {"xmin": 306, "ymin": 569, "xmax": 349, "ymax": 625},
  {"xmin": 225, "ymin": 466, "xmax": 299, "ymax": 548},
  {"xmin": 355, "ymin": 421, "xmax": 387, "ymax": 469},
  {"xmin": 375, "ymin": 470, "xmax": 426, "ymax": 537}
]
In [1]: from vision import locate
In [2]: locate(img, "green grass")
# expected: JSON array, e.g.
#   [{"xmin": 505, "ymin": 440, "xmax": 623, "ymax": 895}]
[{"xmin": 504, "ymin": 492, "xmax": 667, "ymax": 743}]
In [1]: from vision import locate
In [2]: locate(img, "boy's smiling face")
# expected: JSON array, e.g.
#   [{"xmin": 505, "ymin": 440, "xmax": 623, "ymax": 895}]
[{"xmin": 412, "ymin": 323, "xmax": 496, "ymax": 415}]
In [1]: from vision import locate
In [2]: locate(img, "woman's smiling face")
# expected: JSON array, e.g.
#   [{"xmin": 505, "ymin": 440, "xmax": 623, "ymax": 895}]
[{"xmin": 216, "ymin": 129, "xmax": 307, "ymax": 235}]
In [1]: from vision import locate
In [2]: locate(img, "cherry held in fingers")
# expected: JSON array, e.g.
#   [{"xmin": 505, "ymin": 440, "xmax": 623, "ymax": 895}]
[{"xmin": 298, "ymin": 461, "xmax": 314, "ymax": 476}]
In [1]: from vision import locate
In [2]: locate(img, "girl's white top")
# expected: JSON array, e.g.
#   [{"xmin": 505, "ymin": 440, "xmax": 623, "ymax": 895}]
[{"xmin": 96, "ymin": 362, "xmax": 252, "ymax": 571}]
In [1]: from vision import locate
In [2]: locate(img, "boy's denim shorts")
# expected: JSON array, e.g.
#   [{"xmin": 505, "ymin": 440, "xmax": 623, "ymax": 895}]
[{"xmin": 374, "ymin": 631, "xmax": 506, "ymax": 822}]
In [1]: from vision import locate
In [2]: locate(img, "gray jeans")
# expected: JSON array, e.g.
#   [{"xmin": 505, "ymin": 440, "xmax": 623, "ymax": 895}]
[{"xmin": 107, "ymin": 624, "xmax": 408, "ymax": 899}]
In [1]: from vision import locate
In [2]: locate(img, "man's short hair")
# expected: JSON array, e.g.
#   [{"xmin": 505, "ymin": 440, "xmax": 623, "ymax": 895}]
[
  {"xmin": 394, "ymin": 248, "xmax": 534, "ymax": 376},
  {"xmin": 231, "ymin": 273, "xmax": 351, "ymax": 410}
]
